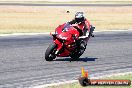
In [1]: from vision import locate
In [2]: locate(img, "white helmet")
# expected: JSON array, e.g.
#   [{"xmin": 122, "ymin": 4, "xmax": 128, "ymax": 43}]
[{"xmin": 75, "ymin": 12, "xmax": 85, "ymax": 23}]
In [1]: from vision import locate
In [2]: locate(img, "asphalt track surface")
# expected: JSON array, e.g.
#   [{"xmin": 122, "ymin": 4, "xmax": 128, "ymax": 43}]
[
  {"xmin": 0, "ymin": 31, "xmax": 132, "ymax": 88},
  {"xmin": 0, "ymin": 3, "xmax": 132, "ymax": 6}
]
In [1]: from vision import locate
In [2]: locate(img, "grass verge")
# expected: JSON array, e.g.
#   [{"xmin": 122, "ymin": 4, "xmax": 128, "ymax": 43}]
[
  {"xmin": 0, "ymin": 6, "xmax": 132, "ymax": 34},
  {"xmin": 47, "ymin": 73, "xmax": 132, "ymax": 88}
]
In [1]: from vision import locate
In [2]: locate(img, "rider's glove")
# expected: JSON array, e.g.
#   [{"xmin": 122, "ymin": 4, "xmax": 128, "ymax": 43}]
[{"xmin": 89, "ymin": 25, "xmax": 95, "ymax": 37}]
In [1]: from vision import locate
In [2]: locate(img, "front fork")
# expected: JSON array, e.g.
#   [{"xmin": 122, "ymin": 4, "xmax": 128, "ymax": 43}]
[
  {"xmin": 53, "ymin": 38, "xmax": 64, "ymax": 55},
  {"xmin": 52, "ymin": 34, "xmax": 64, "ymax": 55},
  {"xmin": 55, "ymin": 43, "xmax": 63, "ymax": 55}
]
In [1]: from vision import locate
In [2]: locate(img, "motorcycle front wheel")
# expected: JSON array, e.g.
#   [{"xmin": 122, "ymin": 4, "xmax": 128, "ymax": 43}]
[{"xmin": 45, "ymin": 43, "xmax": 56, "ymax": 61}]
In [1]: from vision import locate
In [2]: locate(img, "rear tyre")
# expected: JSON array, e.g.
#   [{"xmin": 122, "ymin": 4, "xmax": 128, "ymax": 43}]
[
  {"xmin": 45, "ymin": 44, "xmax": 56, "ymax": 61},
  {"xmin": 70, "ymin": 51, "xmax": 81, "ymax": 61},
  {"xmin": 70, "ymin": 41, "xmax": 86, "ymax": 60}
]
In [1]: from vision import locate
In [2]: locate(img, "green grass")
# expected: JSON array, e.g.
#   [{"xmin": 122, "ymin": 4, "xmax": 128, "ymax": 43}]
[{"xmin": 47, "ymin": 73, "xmax": 132, "ymax": 88}]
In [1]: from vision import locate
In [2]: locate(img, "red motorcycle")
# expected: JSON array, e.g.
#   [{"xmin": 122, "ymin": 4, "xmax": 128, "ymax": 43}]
[{"xmin": 45, "ymin": 22, "xmax": 95, "ymax": 61}]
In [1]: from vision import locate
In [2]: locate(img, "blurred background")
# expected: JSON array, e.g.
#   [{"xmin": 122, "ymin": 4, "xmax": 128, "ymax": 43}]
[{"xmin": 0, "ymin": 0, "xmax": 132, "ymax": 33}]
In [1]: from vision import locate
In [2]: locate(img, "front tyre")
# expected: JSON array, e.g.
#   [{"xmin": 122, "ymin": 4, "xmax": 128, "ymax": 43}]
[{"xmin": 45, "ymin": 43, "xmax": 56, "ymax": 61}]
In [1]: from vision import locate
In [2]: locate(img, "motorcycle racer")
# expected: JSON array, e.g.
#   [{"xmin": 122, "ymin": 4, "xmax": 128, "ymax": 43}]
[
  {"xmin": 64, "ymin": 12, "xmax": 94, "ymax": 37},
  {"xmin": 45, "ymin": 12, "xmax": 95, "ymax": 61}
]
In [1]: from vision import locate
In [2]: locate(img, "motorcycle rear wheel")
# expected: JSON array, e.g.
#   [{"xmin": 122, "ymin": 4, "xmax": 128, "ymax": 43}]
[
  {"xmin": 45, "ymin": 43, "xmax": 56, "ymax": 61},
  {"xmin": 70, "ymin": 41, "xmax": 86, "ymax": 60},
  {"xmin": 70, "ymin": 52, "xmax": 82, "ymax": 60}
]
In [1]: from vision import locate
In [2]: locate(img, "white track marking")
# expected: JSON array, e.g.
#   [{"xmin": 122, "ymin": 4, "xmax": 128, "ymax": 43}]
[{"xmin": 0, "ymin": 29, "xmax": 132, "ymax": 37}]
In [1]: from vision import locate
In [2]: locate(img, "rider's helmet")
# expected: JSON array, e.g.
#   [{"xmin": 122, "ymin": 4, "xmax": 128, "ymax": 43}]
[{"xmin": 75, "ymin": 12, "xmax": 85, "ymax": 23}]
